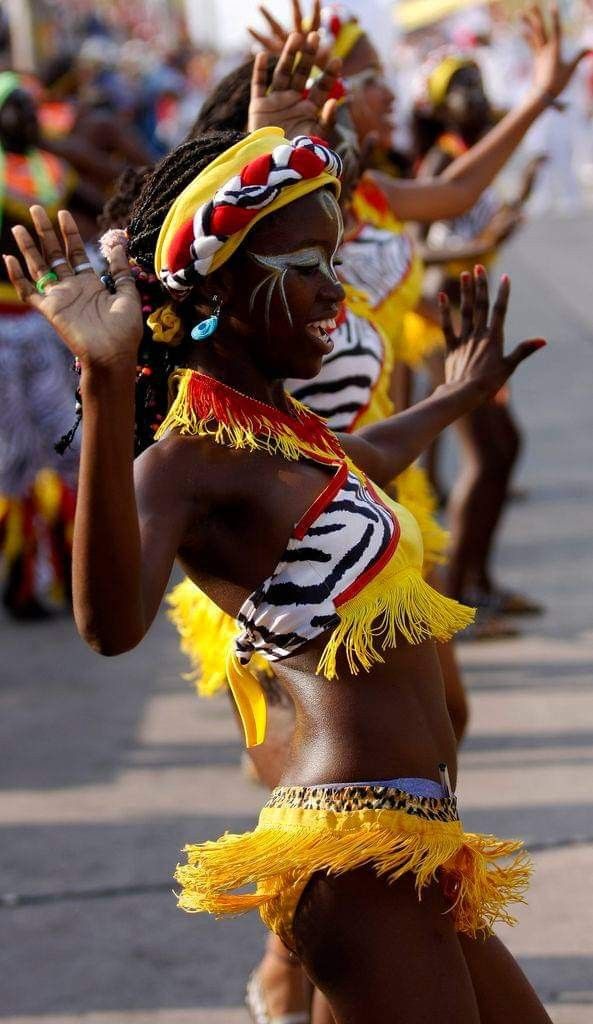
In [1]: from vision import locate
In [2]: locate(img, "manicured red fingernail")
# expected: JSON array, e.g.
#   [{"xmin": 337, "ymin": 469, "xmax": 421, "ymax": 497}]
[
  {"xmin": 475, "ymin": 264, "xmax": 486, "ymax": 276},
  {"xmin": 460, "ymin": 272, "xmax": 470, "ymax": 283},
  {"xmin": 438, "ymin": 291, "xmax": 447, "ymax": 305},
  {"xmin": 532, "ymin": 339, "xmax": 547, "ymax": 349},
  {"xmin": 501, "ymin": 273, "xmax": 510, "ymax": 284}
]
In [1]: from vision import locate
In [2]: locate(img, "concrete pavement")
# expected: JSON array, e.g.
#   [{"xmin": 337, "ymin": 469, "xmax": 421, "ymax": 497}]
[{"xmin": 1, "ymin": 213, "xmax": 592, "ymax": 1022}]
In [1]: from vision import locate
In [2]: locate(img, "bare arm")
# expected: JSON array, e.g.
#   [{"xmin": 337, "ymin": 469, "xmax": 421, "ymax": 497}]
[
  {"xmin": 4, "ymin": 205, "xmax": 191, "ymax": 654},
  {"xmin": 346, "ymin": 268, "xmax": 545, "ymax": 486},
  {"xmin": 367, "ymin": 5, "xmax": 589, "ymax": 223}
]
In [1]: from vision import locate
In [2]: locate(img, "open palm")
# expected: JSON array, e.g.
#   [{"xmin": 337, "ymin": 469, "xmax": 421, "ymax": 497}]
[
  {"xmin": 248, "ymin": 31, "xmax": 341, "ymax": 140},
  {"xmin": 4, "ymin": 206, "xmax": 143, "ymax": 370}
]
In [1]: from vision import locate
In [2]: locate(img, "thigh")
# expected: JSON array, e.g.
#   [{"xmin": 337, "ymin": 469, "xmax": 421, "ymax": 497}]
[
  {"xmin": 293, "ymin": 866, "xmax": 481, "ymax": 1024},
  {"xmin": 459, "ymin": 932, "xmax": 553, "ymax": 1024}
]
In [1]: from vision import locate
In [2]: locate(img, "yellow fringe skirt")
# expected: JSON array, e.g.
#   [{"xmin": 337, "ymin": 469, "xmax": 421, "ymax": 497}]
[{"xmin": 175, "ymin": 781, "xmax": 531, "ymax": 950}]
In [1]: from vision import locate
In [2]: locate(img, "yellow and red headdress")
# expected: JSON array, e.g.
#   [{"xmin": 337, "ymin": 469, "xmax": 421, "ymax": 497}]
[
  {"xmin": 155, "ymin": 128, "xmax": 342, "ymax": 297},
  {"xmin": 319, "ymin": 4, "xmax": 364, "ymax": 61}
]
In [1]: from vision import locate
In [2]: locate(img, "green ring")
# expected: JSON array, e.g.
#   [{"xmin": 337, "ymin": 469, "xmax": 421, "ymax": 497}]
[{"xmin": 35, "ymin": 270, "xmax": 59, "ymax": 295}]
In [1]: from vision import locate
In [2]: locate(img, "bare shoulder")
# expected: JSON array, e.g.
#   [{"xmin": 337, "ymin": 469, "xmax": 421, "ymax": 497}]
[
  {"xmin": 133, "ymin": 429, "xmax": 271, "ymax": 513},
  {"xmin": 338, "ymin": 431, "xmax": 391, "ymax": 486}
]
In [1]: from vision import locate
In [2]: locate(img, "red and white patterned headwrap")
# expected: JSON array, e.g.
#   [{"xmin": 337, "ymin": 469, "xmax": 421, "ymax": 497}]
[{"xmin": 154, "ymin": 129, "xmax": 342, "ymax": 298}]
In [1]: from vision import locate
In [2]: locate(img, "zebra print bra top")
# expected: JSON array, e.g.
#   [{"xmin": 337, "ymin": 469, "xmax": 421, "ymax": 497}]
[{"xmin": 235, "ymin": 460, "xmax": 421, "ymax": 670}]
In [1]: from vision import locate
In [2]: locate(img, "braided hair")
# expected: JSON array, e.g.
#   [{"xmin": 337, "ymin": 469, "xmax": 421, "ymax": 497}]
[{"xmin": 125, "ymin": 129, "xmax": 245, "ymax": 455}]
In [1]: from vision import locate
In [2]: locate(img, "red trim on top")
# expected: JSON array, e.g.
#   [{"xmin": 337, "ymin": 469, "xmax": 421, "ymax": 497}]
[
  {"xmin": 186, "ymin": 371, "xmax": 346, "ymax": 462},
  {"xmin": 293, "ymin": 460, "xmax": 348, "ymax": 540},
  {"xmin": 335, "ymin": 481, "xmax": 401, "ymax": 608}
]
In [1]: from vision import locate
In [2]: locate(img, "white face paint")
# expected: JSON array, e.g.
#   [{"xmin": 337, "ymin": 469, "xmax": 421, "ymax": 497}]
[{"xmin": 247, "ymin": 192, "xmax": 343, "ymax": 333}]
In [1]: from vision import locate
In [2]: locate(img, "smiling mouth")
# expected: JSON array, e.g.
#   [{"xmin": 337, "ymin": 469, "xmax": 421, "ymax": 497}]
[{"xmin": 305, "ymin": 318, "xmax": 337, "ymax": 353}]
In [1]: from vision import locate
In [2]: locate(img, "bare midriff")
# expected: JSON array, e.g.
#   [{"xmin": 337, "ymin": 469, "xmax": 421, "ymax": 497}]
[{"xmin": 274, "ymin": 635, "xmax": 458, "ymax": 791}]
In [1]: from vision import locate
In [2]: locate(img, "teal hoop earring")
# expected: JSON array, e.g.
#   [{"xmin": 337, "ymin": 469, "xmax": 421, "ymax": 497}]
[{"xmin": 191, "ymin": 295, "xmax": 222, "ymax": 341}]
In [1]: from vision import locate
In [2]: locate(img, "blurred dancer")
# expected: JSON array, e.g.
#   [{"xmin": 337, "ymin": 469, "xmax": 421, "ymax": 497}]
[
  {"xmin": 0, "ymin": 72, "xmax": 96, "ymax": 617},
  {"xmin": 414, "ymin": 51, "xmax": 544, "ymax": 621}
]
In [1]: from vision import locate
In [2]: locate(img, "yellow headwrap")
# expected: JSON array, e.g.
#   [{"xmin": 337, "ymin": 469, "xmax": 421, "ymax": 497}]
[
  {"xmin": 427, "ymin": 56, "xmax": 475, "ymax": 108},
  {"xmin": 329, "ymin": 20, "xmax": 364, "ymax": 60},
  {"xmin": 154, "ymin": 128, "xmax": 341, "ymax": 296}
]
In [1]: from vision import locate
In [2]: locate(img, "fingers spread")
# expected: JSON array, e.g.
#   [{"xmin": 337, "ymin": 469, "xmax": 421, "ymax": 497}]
[
  {"xmin": 459, "ymin": 271, "xmax": 475, "ymax": 340},
  {"xmin": 291, "ymin": 0, "xmax": 304, "ymax": 31},
  {"xmin": 260, "ymin": 5, "xmax": 288, "ymax": 40},
  {"xmin": 3, "ymin": 253, "xmax": 40, "ymax": 306},
  {"xmin": 108, "ymin": 244, "xmax": 134, "ymax": 282},
  {"xmin": 272, "ymin": 32, "xmax": 304, "ymax": 90},
  {"xmin": 439, "ymin": 292, "xmax": 456, "ymax": 349},
  {"xmin": 506, "ymin": 338, "xmax": 546, "ymax": 372},
  {"xmin": 291, "ymin": 31, "xmax": 320, "ymax": 93},
  {"xmin": 58, "ymin": 209, "xmax": 92, "ymax": 271},
  {"xmin": 473, "ymin": 265, "xmax": 489, "ymax": 337},
  {"xmin": 30, "ymin": 205, "xmax": 71, "ymax": 279},
  {"xmin": 11, "ymin": 224, "xmax": 48, "ymax": 281},
  {"xmin": 571, "ymin": 48, "xmax": 592, "ymax": 74},
  {"xmin": 248, "ymin": 27, "xmax": 277, "ymax": 50},
  {"xmin": 307, "ymin": 57, "xmax": 341, "ymax": 107},
  {"xmin": 319, "ymin": 97, "xmax": 337, "ymax": 135},
  {"xmin": 251, "ymin": 50, "xmax": 270, "ymax": 99},
  {"xmin": 490, "ymin": 274, "xmax": 511, "ymax": 340}
]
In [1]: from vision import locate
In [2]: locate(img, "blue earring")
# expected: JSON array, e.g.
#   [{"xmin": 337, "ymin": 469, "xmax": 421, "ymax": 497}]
[{"xmin": 191, "ymin": 295, "xmax": 222, "ymax": 341}]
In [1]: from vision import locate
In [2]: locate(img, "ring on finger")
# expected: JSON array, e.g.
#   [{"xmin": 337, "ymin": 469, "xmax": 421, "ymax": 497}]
[
  {"xmin": 112, "ymin": 272, "xmax": 134, "ymax": 285},
  {"xmin": 35, "ymin": 271, "xmax": 59, "ymax": 295},
  {"xmin": 100, "ymin": 272, "xmax": 116, "ymax": 294},
  {"xmin": 50, "ymin": 257, "xmax": 69, "ymax": 270},
  {"xmin": 74, "ymin": 261, "xmax": 93, "ymax": 274}
]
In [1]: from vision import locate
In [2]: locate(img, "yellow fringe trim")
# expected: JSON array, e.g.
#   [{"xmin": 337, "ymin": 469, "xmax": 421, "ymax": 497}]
[
  {"xmin": 167, "ymin": 577, "xmax": 272, "ymax": 697},
  {"xmin": 317, "ymin": 565, "xmax": 473, "ymax": 680},
  {"xmin": 392, "ymin": 465, "xmax": 448, "ymax": 573},
  {"xmin": 400, "ymin": 309, "xmax": 445, "ymax": 369},
  {"xmin": 154, "ymin": 369, "xmax": 345, "ymax": 468},
  {"xmin": 175, "ymin": 805, "xmax": 531, "ymax": 940}
]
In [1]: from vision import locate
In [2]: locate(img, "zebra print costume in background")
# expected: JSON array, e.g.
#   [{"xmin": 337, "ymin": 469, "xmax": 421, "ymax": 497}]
[
  {"xmin": 0, "ymin": 312, "xmax": 79, "ymax": 496},
  {"xmin": 286, "ymin": 308, "xmax": 384, "ymax": 432},
  {"xmin": 285, "ymin": 223, "xmax": 412, "ymax": 431},
  {"xmin": 426, "ymin": 187, "xmax": 499, "ymax": 250},
  {"xmin": 338, "ymin": 223, "xmax": 414, "ymax": 309},
  {"xmin": 235, "ymin": 463, "xmax": 398, "ymax": 666}
]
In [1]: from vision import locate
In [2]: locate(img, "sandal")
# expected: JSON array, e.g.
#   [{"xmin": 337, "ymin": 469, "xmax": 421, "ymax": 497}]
[
  {"xmin": 458, "ymin": 615, "xmax": 520, "ymax": 641},
  {"xmin": 246, "ymin": 971, "xmax": 310, "ymax": 1024},
  {"xmin": 462, "ymin": 588, "xmax": 544, "ymax": 618}
]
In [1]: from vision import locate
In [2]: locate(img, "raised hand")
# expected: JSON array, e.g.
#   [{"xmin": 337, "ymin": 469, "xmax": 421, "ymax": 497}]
[
  {"xmin": 4, "ymin": 205, "xmax": 142, "ymax": 371},
  {"xmin": 440, "ymin": 266, "xmax": 545, "ymax": 400},
  {"xmin": 248, "ymin": 0, "xmax": 322, "ymax": 54},
  {"xmin": 522, "ymin": 3, "xmax": 591, "ymax": 101},
  {"xmin": 248, "ymin": 31, "xmax": 341, "ymax": 139}
]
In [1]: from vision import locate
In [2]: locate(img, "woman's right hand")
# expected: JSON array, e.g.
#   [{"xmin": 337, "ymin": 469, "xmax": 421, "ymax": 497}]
[
  {"xmin": 248, "ymin": 0, "xmax": 322, "ymax": 54},
  {"xmin": 440, "ymin": 266, "xmax": 546, "ymax": 402},
  {"xmin": 4, "ymin": 205, "xmax": 143, "ymax": 372},
  {"xmin": 248, "ymin": 31, "xmax": 341, "ymax": 139}
]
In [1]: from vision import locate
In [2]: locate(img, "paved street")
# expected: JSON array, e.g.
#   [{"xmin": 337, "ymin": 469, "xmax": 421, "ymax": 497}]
[{"xmin": 1, "ymin": 213, "xmax": 592, "ymax": 1023}]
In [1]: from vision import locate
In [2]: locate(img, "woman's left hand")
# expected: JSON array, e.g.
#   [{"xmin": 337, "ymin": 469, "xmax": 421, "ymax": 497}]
[
  {"xmin": 440, "ymin": 266, "xmax": 546, "ymax": 400},
  {"xmin": 248, "ymin": 30, "xmax": 341, "ymax": 139},
  {"xmin": 523, "ymin": 3, "xmax": 590, "ymax": 101}
]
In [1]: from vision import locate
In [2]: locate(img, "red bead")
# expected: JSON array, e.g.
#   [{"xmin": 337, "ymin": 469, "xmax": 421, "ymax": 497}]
[{"xmin": 141, "ymin": 366, "xmax": 152, "ymax": 376}]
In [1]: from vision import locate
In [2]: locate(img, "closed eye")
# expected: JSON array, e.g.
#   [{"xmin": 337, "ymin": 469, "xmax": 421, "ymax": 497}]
[{"xmin": 292, "ymin": 263, "xmax": 320, "ymax": 275}]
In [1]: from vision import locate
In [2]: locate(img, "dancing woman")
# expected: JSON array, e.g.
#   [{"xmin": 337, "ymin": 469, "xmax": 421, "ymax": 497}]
[
  {"xmin": 6, "ymin": 122, "xmax": 551, "ymax": 1021},
  {"xmin": 414, "ymin": 51, "xmax": 545, "ymax": 620}
]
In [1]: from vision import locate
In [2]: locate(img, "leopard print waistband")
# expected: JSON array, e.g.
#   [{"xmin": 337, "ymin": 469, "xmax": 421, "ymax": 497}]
[{"xmin": 265, "ymin": 783, "xmax": 459, "ymax": 823}]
